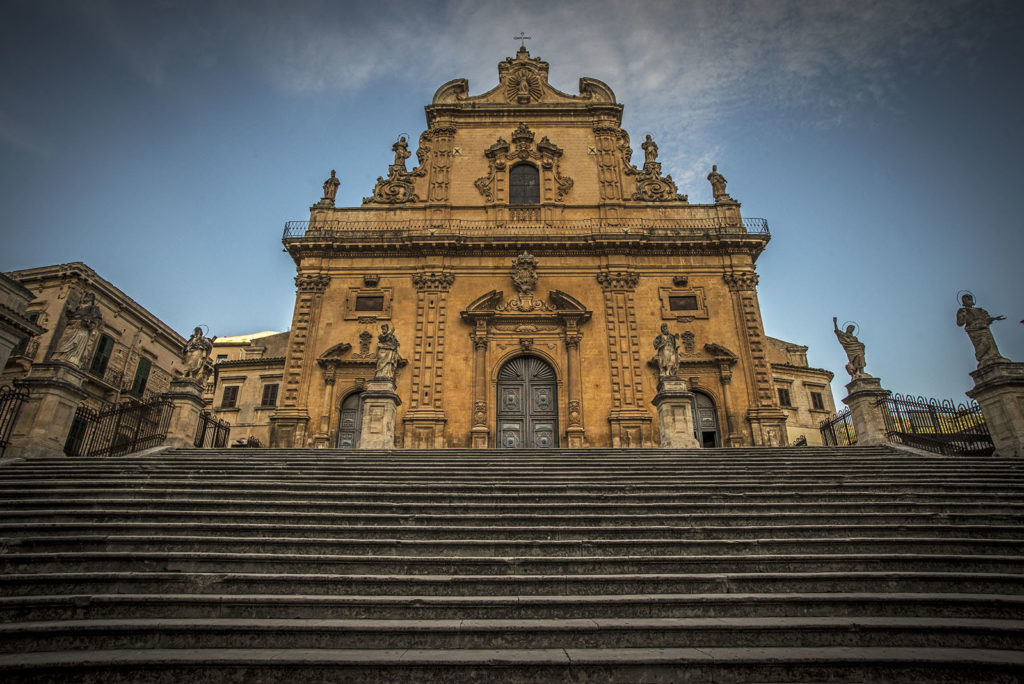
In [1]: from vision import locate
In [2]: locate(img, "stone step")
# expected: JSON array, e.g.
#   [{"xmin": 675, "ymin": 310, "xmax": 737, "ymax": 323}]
[
  {"xmin": 0, "ymin": 646, "xmax": 1021, "ymax": 683},
  {"xmin": 5, "ymin": 534, "xmax": 1022, "ymax": 558},
  {"xmin": 2, "ymin": 616, "xmax": 1022, "ymax": 652},
  {"xmin": 4, "ymin": 508, "xmax": 1020, "ymax": 528},
  {"xmin": 5, "ymin": 592, "xmax": 1024, "ymax": 622},
  {"xmin": 7, "ymin": 484, "xmax": 1024, "ymax": 502},
  {"xmin": 4, "ymin": 570, "xmax": 1023, "ymax": 598},
  {"xmin": 5, "ymin": 521, "xmax": 1022, "ymax": 541},
  {"xmin": 3, "ymin": 550, "xmax": 1022, "ymax": 576},
  {"xmin": 3, "ymin": 497, "xmax": 1020, "ymax": 515}
]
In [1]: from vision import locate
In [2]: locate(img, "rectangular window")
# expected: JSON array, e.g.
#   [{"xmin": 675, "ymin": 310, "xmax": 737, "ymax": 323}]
[
  {"xmin": 129, "ymin": 357, "xmax": 152, "ymax": 398},
  {"xmin": 260, "ymin": 383, "xmax": 279, "ymax": 408},
  {"xmin": 777, "ymin": 387, "xmax": 792, "ymax": 407},
  {"xmin": 354, "ymin": 295, "xmax": 385, "ymax": 311},
  {"xmin": 216, "ymin": 354, "xmax": 228, "ymax": 363},
  {"xmin": 221, "ymin": 385, "xmax": 239, "ymax": 408},
  {"xmin": 668, "ymin": 295, "xmax": 698, "ymax": 311},
  {"xmin": 810, "ymin": 391, "xmax": 825, "ymax": 410},
  {"xmin": 88, "ymin": 334, "xmax": 115, "ymax": 377}
]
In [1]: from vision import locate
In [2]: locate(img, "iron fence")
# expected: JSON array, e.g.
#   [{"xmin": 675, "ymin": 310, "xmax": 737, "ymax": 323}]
[
  {"xmin": 64, "ymin": 397, "xmax": 173, "ymax": 457},
  {"xmin": 819, "ymin": 407, "xmax": 857, "ymax": 446},
  {"xmin": 0, "ymin": 384, "xmax": 29, "ymax": 456},
  {"xmin": 283, "ymin": 216, "xmax": 770, "ymax": 240},
  {"xmin": 879, "ymin": 393, "xmax": 993, "ymax": 456},
  {"xmin": 195, "ymin": 411, "xmax": 231, "ymax": 448}
]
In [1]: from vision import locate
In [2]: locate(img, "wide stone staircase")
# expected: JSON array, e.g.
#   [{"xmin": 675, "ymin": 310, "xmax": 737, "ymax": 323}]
[{"xmin": 1, "ymin": 446, "xmax": 1023, "ymax": 682}]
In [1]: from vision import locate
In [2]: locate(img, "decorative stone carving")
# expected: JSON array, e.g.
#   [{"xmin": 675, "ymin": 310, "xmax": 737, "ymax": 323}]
[
  {"xmin": 596, "ymin": 270, "xmax": 639, "ymax": 291},
  {"xmin": 511, "ymin": 252, "xmax": 538, "ymax": 295},
  {"xmin": 374, "ymin": 323, "xmax": 402, "ymax": 381},
  {"xmin": 673, "ymin": 276, "xmax": 689, "ymax": 287},
  {"xmin": 317, "ymin": 169, "xmax": 340, "ymax": 207},
  {"xmin": 507, "ymin": 69, "xmax": 542, "ymax": 103},
  {"xmin": 363, "ymin": 136, "xmax": 425, "ymax": 205},
  {"xmin": 707, "ymin": 164, "xmax": 733, "ymax": 202},
  {"xmin": 363, "ymin": 274, "xmax": 380, "ymax": 287},
  {"xmin": 653, "ymin": 323, "xmax": 681, "ymax": 379},
  {"xmin": 956, "ymin": 294, "xmax": 1008, "ymax": 366},
  {"xmin": 723, "ymin": 272, "xmax": 759, "ymax": 292},
  {"xmin": 627, "ymin": 134, "xmax": 686, "ymax": 202},
  {"xmin": 568, "ymin": 399, "xmax": 583, "ymax": 427},
  {"xmin": 474, "ymin": 124, "xmax": 573, "ymax": 203},
  {"xmin": 51, "ymin": 292, "xmax": 102, "ymax": 367},
  {"xmin": 833, "ymin": 317, "xmax": 869, "ymax": 379},
  {"xmin": 182, "ymin": 326, "xmax": 215, "ymax": 381},
  {"xmin": 681, "ymin": 330, "xmax": 696, "ymax": 355},
  {"xmin": 412, "ymin": 270, "xmax": 455, "ymax": 292},
  {"xmin": 358, "ymin": 331, "xmax": 373, "ymax": 357},
  {"xmin": 295, "ymin": 273, "xmax": 330, "ymax": 293}
]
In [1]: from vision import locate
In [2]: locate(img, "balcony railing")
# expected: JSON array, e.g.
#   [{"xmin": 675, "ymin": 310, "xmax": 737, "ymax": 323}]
[{"xmin": 283, "ymin": 217, "xmax": 770, "ymax": 241}]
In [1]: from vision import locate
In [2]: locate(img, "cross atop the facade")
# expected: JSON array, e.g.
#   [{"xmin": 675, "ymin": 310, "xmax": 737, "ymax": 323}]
[{"xmin": 514, "ymin": 32, "xmax": 531, "ymax": 49}]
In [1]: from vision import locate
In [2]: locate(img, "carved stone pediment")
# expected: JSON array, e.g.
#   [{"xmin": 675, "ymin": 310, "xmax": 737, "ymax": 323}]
[
  {"xmin": 363, "ymin": 136, "xmax": 426, "ymax": 205},
  {"xmin": 475, "ymin": 124, "xmax": 573, "ymax": 203},
  {"xmin": 431, "ymin": 48, "xmax": 618, "ymax": 107}
]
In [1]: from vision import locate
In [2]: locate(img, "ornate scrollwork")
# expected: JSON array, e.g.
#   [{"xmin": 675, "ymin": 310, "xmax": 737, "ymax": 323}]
[
  {"xmin": 506, "ymin": 69, "xmax": 542, "ymax": 103},
  {"xmin": 412, "ymin": 271, "xmax": 455, "ymax": 292},
  {"xmin": 568, "ymin": 399, "xmax": 583, "ymax": 426},
  {"xmin": 363, "ymin": 136, "xmax": 426, "ymax": 205},
  {"xmin": 474, "ymin": 125, "xmax": 573, "ymax": 203},
  {"xmin": 723, "ymin": 272, "xmax": 759, "ymax": 292},
  {"xmin": 295, "ymin": 273, "xmax": 330, "ymax": 293},
  {"xmin": 620, "ymin": 134, "xmax": 687, "ymax": 202},
  {"xmin": 510, "ymin": 252, "xmax": 538, "ymax": 296},
  {"xmin": 596, "ymin": 269, "xmax": 639, "ymax": 291}
]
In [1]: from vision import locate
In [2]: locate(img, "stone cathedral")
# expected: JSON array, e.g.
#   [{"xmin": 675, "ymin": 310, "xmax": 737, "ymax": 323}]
[{"xmin": 269, "ymin": 47, "xmax": 811, "ymax": 450}]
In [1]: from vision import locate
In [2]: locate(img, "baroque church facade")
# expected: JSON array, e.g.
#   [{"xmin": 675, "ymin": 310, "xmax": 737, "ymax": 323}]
[{"xmin": 267, "ymin": 47, "xmax": 822, "ymax": 450}]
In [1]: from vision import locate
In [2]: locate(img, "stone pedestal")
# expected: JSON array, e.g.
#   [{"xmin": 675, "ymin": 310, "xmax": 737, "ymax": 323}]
[
  {"xmin": 163, "ymin": 377, "xmax": 206, "ymax": 449},
  {"xmin": 651, "ymin": 378, "xmax": 700, "ymax": 449},
  {"xmin": 842, "ymin": 375, "xmax": 891, "ymax": 446},
  {"xmin": 4, "ymin": 362, "xmax": 88, "ymax": 459},
  {"xmin": 359, "ymin": 378, "xmax": 401, "ymax": 450},
  {"xmin": 967, "ymin": 360, "xmax": 1024, "ymax": 457}
]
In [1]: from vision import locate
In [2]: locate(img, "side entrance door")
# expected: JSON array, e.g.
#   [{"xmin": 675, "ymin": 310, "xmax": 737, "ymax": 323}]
[
  {"xmin": 496, "ymin": 355, "xmax": 558, "ymax": 448},
  {"xmin": 336, "ymin": 391, "xmax": 363, "ymax": 448}
]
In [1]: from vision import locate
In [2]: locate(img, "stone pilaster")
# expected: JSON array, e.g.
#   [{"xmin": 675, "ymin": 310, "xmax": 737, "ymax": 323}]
[
  {"xmin": 4, "ymin": 362, "xmax": 87, "ymax": 459},
  {"xmin": 163, "ymin": 377, "xmax": 206, "ymax": 449},
  {"xmin": 842, "ymin": 375, "xmax": 892, "ymax": 446},
  {"xmin": 271, "ymin": 272, "xmax": 329, "ymax": 447},
  {"xmin": 402, "ymin": 270, "xmax": 454, "ymax": 448},
  {"xmin": 652, "ymin": 378, "xmax": 700, "ymax": 449},
  {"xmin": 966, "ymin": 360, "xmax": 1024, "ymax": 457},
  {"xmin": 359, "ymin": 378, "xmax": 401, "ymax": 450},
  {"xmin": 423, "ymin": 125, "xmax": 457, "ymax": 204},
  {"xmin": 598, "ymin": 268, "xmax": 652, "ymax": 447},
  {"xmin": 469, "ymin": 327, "xmax": 489, "ymax": 449},
  {"xmin": 564, "ymin": 330, "xmax": 586, "ymax": 448},
  {"xmin": 724, "ymin": 270, "xmax": 787, "ymax": 445}
]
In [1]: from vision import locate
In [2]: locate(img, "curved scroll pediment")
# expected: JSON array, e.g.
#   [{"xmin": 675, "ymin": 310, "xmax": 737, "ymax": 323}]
[
  {"xmin": 319, "ymin": 342, "xmax": 352, "ymax": 360},
  {"xmin": 548, "ymin": 290, "xmax": 588, "ymax": 312},
  {"xmin": 465, "ymin": 289, "xmax": 504, "ymax": 313}
]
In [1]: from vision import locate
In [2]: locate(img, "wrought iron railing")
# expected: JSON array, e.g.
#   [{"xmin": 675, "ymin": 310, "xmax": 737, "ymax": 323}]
[
  {"xmin": 819, "ymin": 407, "xmax": 856, "ymax": 446},
  {"xmin": 879, "ymin": 393, "xmax": 993, "ymax": 456},
  {"xmin": 283, "ymin": 216, "xmax": 770, "ymax": 240},
  {"xmin": 195, "ymin": 411, "xmax": 231, "ymax": 448},
  {"xmin": 0, "ymin": 384, "xmax": 29, "ymax": 455},
  {"xmin": 64, "ymin": 397, "xmax": 174, "ymax": 457}
]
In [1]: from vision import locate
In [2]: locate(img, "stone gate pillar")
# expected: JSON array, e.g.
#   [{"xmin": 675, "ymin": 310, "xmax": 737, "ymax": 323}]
[
  {"xmin": 842, "ymin": 376, "xmax": 892, "ymax": 446},
  {"xmin": 358, "ymin": 378, "xmax": 401, "ymax": 450},
  {"xmin": 967, "ymin": 361, "xmax": 1024, "ymax": 458},
  {"xmin": 4, "ymin": 362, "xmax": 87, "ymax": 459},
  {"xmin": 163, "ymin": 377, "xmax": 205, "ymax": 449}
]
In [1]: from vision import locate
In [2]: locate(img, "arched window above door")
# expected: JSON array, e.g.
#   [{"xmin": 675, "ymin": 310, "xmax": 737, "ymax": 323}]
[{"xmin": 509, "ymin": 164, "xmax": 540, "ymax": 204}]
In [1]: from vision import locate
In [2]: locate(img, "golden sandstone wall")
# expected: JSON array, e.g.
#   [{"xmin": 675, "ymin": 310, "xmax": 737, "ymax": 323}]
[{"xmin": 271, "ymin": 48, "xmax": 795, "ymax": 449}]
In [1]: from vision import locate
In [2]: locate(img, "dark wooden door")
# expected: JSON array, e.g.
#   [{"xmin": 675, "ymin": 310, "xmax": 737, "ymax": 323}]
[
  {"xmin": 496, "ymin": 356, "xmax": 558, "ymax": 448},
  {"xmin": 336, "ymin": 392, "xmax": 363, "ymax": 448},
  {"xmin": 692, "ymin": 391, "xmax": 719, "ymax": 448}
]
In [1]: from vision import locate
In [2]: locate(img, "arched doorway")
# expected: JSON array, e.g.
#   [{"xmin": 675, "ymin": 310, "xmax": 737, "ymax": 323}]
[
  {"xmin": 336, "ymin": 391, "xmax": 363, "ymax": 448},
  {"xmin": 692, "ymin": 391, "xmax": 720, "ymax": 448},
  {"xmin": 496, "ymin": 355, "xmax": 558, "ymax": 448}
]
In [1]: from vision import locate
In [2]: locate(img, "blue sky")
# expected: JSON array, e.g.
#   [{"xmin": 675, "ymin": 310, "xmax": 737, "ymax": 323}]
[{"xmin": 1, "ymin": 0, "xmax": 1021, "ymax": 407}]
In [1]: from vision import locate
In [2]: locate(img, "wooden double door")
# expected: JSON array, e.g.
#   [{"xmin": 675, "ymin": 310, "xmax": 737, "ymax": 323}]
[{"xmin": 497, "ymin": 355, "xmax": 558, "ymax": 448}]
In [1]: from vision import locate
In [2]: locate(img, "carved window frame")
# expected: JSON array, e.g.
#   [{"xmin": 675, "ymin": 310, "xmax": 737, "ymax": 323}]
[
  {"xmin": 658, "ymin": 286, "xmax": 709, "ymax": 321},
  {"xmin": 344, "ymin": 287, "xmax": 393, "ymax": 321}
]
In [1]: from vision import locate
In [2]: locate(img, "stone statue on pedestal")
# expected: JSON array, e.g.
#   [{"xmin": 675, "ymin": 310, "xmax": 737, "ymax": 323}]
[
  {"xmin": 182, "ymin": 327, "xmax": 215, "ymax": 381},
  {"xmin": 642, "ymin": 135, "xmax": 658, "ymax": 166},
  {"xmin": 392, "ymin": 137, "xmax": 410, "ymax": 173},
  {"xmin": 51, "ymin": 292, "xmax": 102, "ymax": 367},
  {"xmin": 707, "ymin": 165, "xmax": 730, "ymax": 201},
  {"xmin": 833, "ymin": 317, "xmax": 867, "ymax": 378},
  {"xmin": 321, "ymin": 169, "xmax": 340, "ymax": 205},
  {"xmin": 374, "ymin": 323, "xmax": 401, "ymax": 380},
  {"xmin": 653, "ymin": 323, "xmax": 680, "ymax": 379},
  {"xmin": 957, "ymin": 294, "xmax": 1007, "ymax": 366}
]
